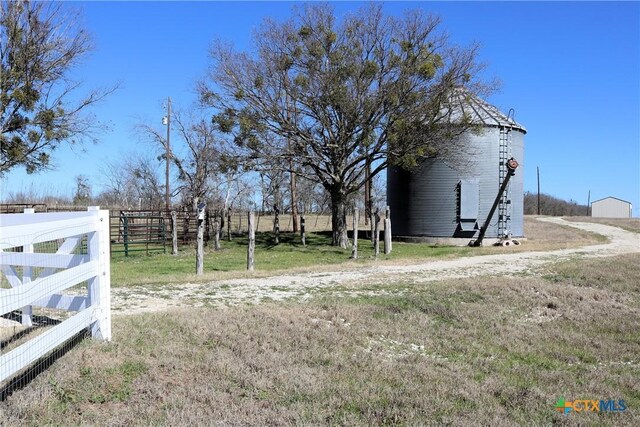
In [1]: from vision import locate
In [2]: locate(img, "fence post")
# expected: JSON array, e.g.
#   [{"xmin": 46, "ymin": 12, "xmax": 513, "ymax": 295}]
[
  {"xmin": 300, "ymin": 215, "xmax": 306, "ymax": 246},
  {"xmin": 351, "ymin": 208, "xmax": 359, "ymax": 260},
  {"xmin": 384, "ymin": 205, "xmax": 392, "ymax": 255},
  {"xmin": 87, "ymin": 206, "xmax": 112, "ymax": 341},
  {"xmin": 205, "ymin": 209, "xmax": 211, "ymax": 246},
  {"xmin": 247, "ymin": 210, "xmax": 255, "ymax": 271},
  {"xmin": 171, "ymin": 211, "xmax": 178, "ymax": 255},
  {"xmin": 370, "ymin": 212, "xmax": 375, "ymax": 243},
  {"xmin": 273, "ymin": 204, "xmax": 280, "ymax": 245},
  {"xmin": 21, "ymin": 208, "xmax": 35, "ymax": 326},
  {"xmin": 196, "ymin": 203, "xmax": 206, "ymax": 275},
  {"xmin": 214, "ymin": 213, "xmax": 221, "ymax": 251},
  {"xmin": 374, "ymin": 208, "xmax": 380, "ymax": 258}
]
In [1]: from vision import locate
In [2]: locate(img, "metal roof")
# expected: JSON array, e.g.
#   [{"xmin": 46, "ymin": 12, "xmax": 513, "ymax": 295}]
[
  {"xmin": 443, "ymin": 87, "xmax": 527, "ymax": 133},
  {"xmin": 591, "ymin": 196, "xmax": 632, "ymax": 205}
]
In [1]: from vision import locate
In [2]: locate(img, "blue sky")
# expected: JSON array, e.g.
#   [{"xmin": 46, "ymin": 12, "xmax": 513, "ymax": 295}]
[{"xmin": 2, "ymin": 1, "xmax": 639, "ymax": 215}]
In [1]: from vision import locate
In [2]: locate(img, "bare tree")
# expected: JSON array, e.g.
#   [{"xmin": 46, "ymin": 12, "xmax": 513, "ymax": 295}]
[
  {"xmin": 137, "ymin": 109, "xmax": 229, "ymax": 211},
  {"xmin": 172, "ymin": 114, "xmax": 221, "ymax": 211},
  {"xmin": 97, "ymin": 154, "xmax": 168, "ymax": 210},
  {"xmin": 126, "ymin": 155, "xmax": 164, "ymax": 210},
  {"xmin": 0, "ymin": 0, "xmax": 116, "ymax": 174},
  {"xmin": 200, "ymin": 4, "xmax": 493, "ymax": 247},
  {"xmin": 72, "ymin": 174, "xmax": 91, "ymax": 205},
  {"xmin": 257, "ymin": 168, "xmax": 286, "ymax": 213},
  {"xmin": 97, "ymin": 161, "xmax": 136, "ymax": 209}
]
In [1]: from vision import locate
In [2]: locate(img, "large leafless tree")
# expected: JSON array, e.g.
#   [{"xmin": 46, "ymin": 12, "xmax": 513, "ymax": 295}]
[{"xmin": 200, "ymin": 4, "xmax": 493, "ymax": 247}]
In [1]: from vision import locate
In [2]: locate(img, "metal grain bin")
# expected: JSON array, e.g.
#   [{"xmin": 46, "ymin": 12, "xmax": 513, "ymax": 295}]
[{"xmin": 387, "ymin": 92, "xmax": 526, "ymax": 243}]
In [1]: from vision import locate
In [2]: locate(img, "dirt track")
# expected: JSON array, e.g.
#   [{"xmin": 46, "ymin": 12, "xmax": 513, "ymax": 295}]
[{"xmin": 112, "ymin": 218, "xmax": 640, "ymax": 315}]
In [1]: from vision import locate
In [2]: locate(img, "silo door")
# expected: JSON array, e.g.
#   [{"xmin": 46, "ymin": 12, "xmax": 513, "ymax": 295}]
[{"xmin": 459, "ymin": 179, "xmax": 479, "ymax": 231}]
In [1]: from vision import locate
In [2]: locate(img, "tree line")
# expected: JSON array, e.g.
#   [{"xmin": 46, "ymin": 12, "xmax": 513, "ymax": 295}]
[{"xmin": 523, "ymin": 192, "xmax": 588, "ymax": 216}]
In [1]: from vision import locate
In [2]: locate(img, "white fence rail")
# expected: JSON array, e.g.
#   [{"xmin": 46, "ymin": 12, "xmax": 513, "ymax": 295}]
[{"xmin": 0, "ymin": 207, "xmax": 111, "ymax": 384}]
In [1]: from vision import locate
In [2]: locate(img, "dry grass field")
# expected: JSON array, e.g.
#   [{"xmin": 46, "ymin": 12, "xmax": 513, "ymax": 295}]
[
  {"xmin": 1, "ymin": 253, "xmax": 638, "ymax": 426},
  {"xmin": 523, "ymin": 215, "xmax": 608, "ymax": 248},
  {"xmin": 1, "ymin": 217, "xmax": 638, "ymax": 426},
  {"xmin": 563, "ymin": 216, "xmax": 640, "ymax": 234}
]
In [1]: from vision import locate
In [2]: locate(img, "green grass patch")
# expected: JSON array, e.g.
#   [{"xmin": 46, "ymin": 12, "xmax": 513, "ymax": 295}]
[{"xmin": 110, "ymin": 231, "xmax": 469, "ymax": 287}]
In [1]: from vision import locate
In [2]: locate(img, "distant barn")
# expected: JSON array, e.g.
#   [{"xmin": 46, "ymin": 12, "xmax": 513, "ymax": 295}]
[{"xmin": 591, "ymin": 197, "xmax": 632, "ymax": 218}]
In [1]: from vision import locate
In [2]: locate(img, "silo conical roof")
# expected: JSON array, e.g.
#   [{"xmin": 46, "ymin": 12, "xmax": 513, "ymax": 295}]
[{"xmin": 443, "ymin": 87, "xmax": 527, "ymax": 133}]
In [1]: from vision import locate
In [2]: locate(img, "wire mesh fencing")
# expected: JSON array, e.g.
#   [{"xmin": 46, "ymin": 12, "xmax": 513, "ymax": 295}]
[{"xmin": 1, "ymin": 208, "xmax": 111, "ymax": 401}]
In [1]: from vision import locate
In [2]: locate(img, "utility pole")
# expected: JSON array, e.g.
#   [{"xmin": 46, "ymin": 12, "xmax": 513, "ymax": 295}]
[
  {"xmin": 537, "ymin": 166, "xmax": 541, "ymax": 215},
  {"xmin": 163, "ymin": 97, "xmax": 172, "ymax": 212},
  {"xmin": 587, "ymin": 190, "xmax": 591, "ymax": 217}
]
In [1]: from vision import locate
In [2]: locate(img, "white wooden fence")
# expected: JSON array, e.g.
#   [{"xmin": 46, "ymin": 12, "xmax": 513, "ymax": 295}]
[{"xmin": 0, "ymin": 207, "xmax": 111, "ymax": 384}]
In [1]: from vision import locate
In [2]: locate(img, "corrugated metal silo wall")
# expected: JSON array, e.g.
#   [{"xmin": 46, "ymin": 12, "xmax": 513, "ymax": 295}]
[
  {"xmin": 387, "ymin": 127, "xmax": 525, "ymax": 238},
  {"xmin": 510, "ymin": 130, "xmax": 525, "ymax": 237}
]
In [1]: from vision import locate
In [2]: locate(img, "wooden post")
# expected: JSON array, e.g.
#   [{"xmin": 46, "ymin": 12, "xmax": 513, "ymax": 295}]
[
  {"xmin": 273, "ymin": 204, "xmax": 280, "ymax": 245},
  {"xmin": 351, "ymin": 208, "xmax": 359, "ymax": 259},
  {"xmin": 205, "ymin": 209, "xmax": 211, "ymax": 246},
  {"xmin": 300, "ymin": 215, "xmax": 306, "ymax": 246},
  {"xmin": 247, "ymin": 211, "xmax": 255, "ymax": 271},
  {"xmin": 171, "ymin": 211, "xmax": 178, "ymax": 255},
  {"xmin": 22, "ymin": 208, "xmax": 34, "ymax": 326},
  {"xmin": 374, "ymin": 209, "xmax": 380, "ymax": 258},
  {"xmin": 369, "ymin": 212, "xmax": 375, "ymax": 243},
  {"xmin": 384, "ymin": 218, "xmax": 392, "ymax": 255},
  {"xmin": 384, "ymin": 205, "xmax": 392, "ymax": 254},
  {"xmin": 196, "ymin": 214, "xmax": 205, "ymax": 276},
  {"xmin": 214, "ymin": 214, "xmax": 221, "ymax": 251}
]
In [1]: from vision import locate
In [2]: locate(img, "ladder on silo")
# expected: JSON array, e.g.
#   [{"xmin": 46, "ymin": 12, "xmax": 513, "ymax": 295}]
[{"xmin": 498, "ymin": 126, "xmax": 512, "ymax": 238}]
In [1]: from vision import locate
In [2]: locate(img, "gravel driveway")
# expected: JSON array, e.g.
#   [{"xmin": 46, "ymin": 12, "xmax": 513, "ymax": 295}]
[{"xmin": 112, "ymin": 218, "xmax": 640, "ymax": 315}]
